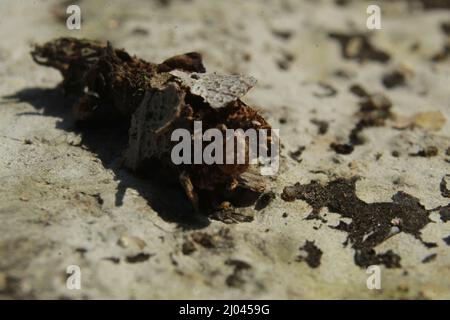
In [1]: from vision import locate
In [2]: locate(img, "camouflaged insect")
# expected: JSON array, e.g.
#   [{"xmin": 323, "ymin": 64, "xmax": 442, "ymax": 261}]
[{"xmin": 31, "ymin": 37, "xmax": 273, "ymax": 214}]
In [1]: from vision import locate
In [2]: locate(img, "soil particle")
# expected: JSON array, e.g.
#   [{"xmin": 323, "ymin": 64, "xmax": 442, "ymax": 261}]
[
  {"xmin": 255, "ymin": 191, "xmax": 276, "ymax": 211},
  {"xmin": 289, "ymin": 146, "xmax": 305, "ymax": 163},
  {"xmin": 334, "ymin": 69, "xmax": 354, "ymax": 79},
  {"xmin": 131, "ymin": 27, "xmax": 149, "ymax": 36},
  {"xmin": 422, "ymin": 253, "xmax": 437, "ymax": 263},
  {"xmin": 439, "ymin": 205, "xmax": 450, "ymax": 222},
  {"xmin": 125, "ymin": 253, "xmax": 153, "ymax": 263},
  {"xmin": 210, "ymin": 208, "xmax": 254, "ymax": 224},
  {"xmin": 276, "ymin": 52, "xmax": 294, "ymax": 71},
  {"xmin": 328, "ymin": 32, "xmax": 390, "ymax": 63},
  {"xmin": 441, "ymin": 21, "xmax": 450, "ymax": 35},
  {"xmin": 432, "ymin": 42, "xmax": 450, "ymax": 62},
  {"xmin": 440, "ymin": 175, "xmax": 450, "ymax": 198},
  {"xmin": 104, "ymin": 257, "xmax": 120, "ymax": 264},
  {"xmin": 349, "ymin": 93, "xmax": 393, "ymax": 146},
  {"xmin": 272, "ymin": 29, "xmax": 293, "ymax": 40},
  {"xmin": 225, "ymin": 259, "xmax": 252, "ymax": 288},
  {"xmin": 296, "ymin": 241, "xmax": 323, "ymax": 268},
  {"xmin": 349, "ymin": 84, "xmax": 369, "ymax": 98},
  {"xmin": 354, "ymin": 249, "xmax": 401, "ymax": 268},
  {"xmin": 311, "ymin": 119, "xmax": 329, "ymax": 135},
  {"xmin": 382, "ymin": 71, "xmax": 406, "ymax": 89},
  {"xmin": 330, "ymin": 143, "xmax": 354, "ymax": 155},
  {"xmin": 281, "ymin": 178, "xmax": 433, "ymax": 268},
  {"xmin": 313, "ymin": 82, "xmax": 337, "ymax": 98},
  {"xmin": 444, "ymin": 235, "xmax": 450, "ymax": 245},
  {"xmin": 416, "ymin": 0, "xmax": 450, "ymax": 10},
  {"xmin": 75, "ymin": 248, "xmax": 87, "ymax": 258},
  {"xmin": 182, "ymin": 228, "xmax": 234, "ymax": 255},
  {"xmin": 409, "ymin": 146, "xmax": 438, "ymax": 157},
  {"xmin": 182, "ymin": 240, "xmax": 197, "ymax": 255}
]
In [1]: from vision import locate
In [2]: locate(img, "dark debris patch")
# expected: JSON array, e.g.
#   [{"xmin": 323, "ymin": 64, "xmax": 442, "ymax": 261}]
[
  {"xmin": 272, "ymin": 29, "xmax": 293, "ymax": 40},
  {"xmin": 125, "ymin": 253, "xmax": 153, "ymax": 263},
  {"xmin": 210, "ymin": 209, "xmax": 254, "ymax": 224},
  {"xmin": 313, "ymin": 82, "xmax": 338, "ymax": 98},
  {"xmin": 296, "ymin": 241, "xmax": 323, "ymax": 268},
  {"xmin": 444, "ymin": 235, "xmax": 450, "ymax": 245},
  {"xmin": 289, "ymin": 146, "xmax": 305, "ymax": 163},
  {"xmin": 328, "ymin": 32, "xmax": 390, "ymax": 63},
  {"xmin": 409, "ymin": 146, "xmax": 439, "ymax": 157},
  {"xmin": 311, "ymin": 119, "xmax": 329, "ymax": 135},
  {"xmin": 345, "ymin": 0, "xmax": 450, "ymax": 10},
  {"xmin": 349, "ymin": 84, "xmax": 370, "ymax": 98},
  {"xmin": 255, "ymin": 191, "xmax": 276, "ymax": 211},
  {"xmin": 281, "ymin": 178, "xmax": 433, "ymax": 268},
  {"xmin": 440, "ymin": 175, "xmax": 450, "ymax": 198},
  {"xmin": 355, "ymin": 249, "xmax": 401, "ymax": 268},
  {"xmin": 441, "ymin": 21, "xmax": 450, "ymax": 35},
  {"xmin": 182, "ymin": 228, "xmax": 234, "ymax": 255},
  {"xmin": 382, "ymin": 71, "xmax": 406, "ymax": 89},
  {"xmin": 439, "ymin": 205, "xmax": 450, "ymax": 222},
  {"xmin": 225, "ymin": 259, "xmax": 252, "ymax": 288},
  {"xmin": 415, "ymin": 0, "xmax": 450, "ymax": 10},
  {"xmin": 332, "ymin": 89, "xmax": 393, "ymax": 153},
  {"xmin": 276, "ymin": 52, "xmax": 295, "ymax": 71},
  {"xmin": 103, "ymin": 257, "xmax": 120, "ymax": 264},
  {"xmin": 432, "ymin": 42, "xmax": 450, "ymax": 62},
  {"xmin": 350, "ymin": 93, "xmax": 393, "ymax": 146},
  {"xmin": 330, "ymin": 143, "xmax": 354, "ymax": 155},
  {"xmin": 422, "ymin": 253, "xmax": 437, "ymax": 263}
]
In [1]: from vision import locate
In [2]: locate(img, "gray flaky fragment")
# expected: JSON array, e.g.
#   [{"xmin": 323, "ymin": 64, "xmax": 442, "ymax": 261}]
[
  {"xmin": 125, "ymin": 83, "xmax": 184, "ymax": 171},
  {"xmin": 170, "ymin": 70, "xmax": 257, "ymax": 108}
]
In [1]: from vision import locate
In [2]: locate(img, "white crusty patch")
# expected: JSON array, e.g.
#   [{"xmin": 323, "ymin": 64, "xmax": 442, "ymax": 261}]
[{"xmin": 170, "ymin": 70, "xmax": 257, "ymax": 109}]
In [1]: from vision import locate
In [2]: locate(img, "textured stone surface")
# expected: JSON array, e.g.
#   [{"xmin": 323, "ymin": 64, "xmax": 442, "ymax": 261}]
[{"xmin": 0, "ymin": 0, "xmax": 449, "ymax": 299}]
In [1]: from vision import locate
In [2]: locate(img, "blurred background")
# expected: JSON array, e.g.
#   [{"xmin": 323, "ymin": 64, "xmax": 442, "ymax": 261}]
[{"xmin": 0, "ymin": 0, "xmax": 449, "ymax": 299}]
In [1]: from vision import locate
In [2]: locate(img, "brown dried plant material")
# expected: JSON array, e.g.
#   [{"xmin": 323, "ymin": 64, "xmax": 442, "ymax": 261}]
[{"xmin": 31, "ymin": 38, "xmax": 275, "ymax": 213}]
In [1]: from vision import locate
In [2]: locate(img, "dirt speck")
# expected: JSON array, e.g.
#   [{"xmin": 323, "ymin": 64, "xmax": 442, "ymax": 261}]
[
  {"xmin": 439, "ymin": 205, "xmax": 450, "ymax": 222},
  {"xmin": 355, "ymin": 249, "xmax": 401, "ymax": 268},
  {"xmin": 125, "ymin": 253, "xmax": 153, "ymax": 263},
  {"xmin": 296, "ymin": 241, "xmax": 322, "ymax": 268},
  {"xmin": 313, "ymin": 82, "xmax": 337, "ymax": 98},
  {"xmin": 255, "ymin": 191, "xmax": 276, "ymax": 211},
  {"xmin": 225, "ymin": 259, "xmax": 252, "ymax": 288},
  {"xmin": 440, "ymin": 175, "xmax": 450, "ymax": 198},
  {"xmin": 382, "ymin": 70, "xmax": 406, "ymax": 89},
  {"xmin": 422, "ymin": 253, "xmax": 437, "ymax": 263},
  {"xmin": 289, "ymin": 146, "xmax": 305, "ymax": 163},
  {"xmin": 330, "ymin": 143, "xmax": 354, "ymax": 155},
  {"xmin": 443, "ymin": 235, "xmax": 450, "ymax": 246},
  {"xmin": 328, "ymin": 32, "xmax": 390, "ymax": 63},
  {"xmin": 311, "ymin": 119, "xmax": 329, "ymax": 135},
  {"xmin": 409, "ymin": 146, "xmax": 438, "ymax": 157},
  {"xmin": 349, "ymin": 84, "xmax": 369, "ymax": 98}
]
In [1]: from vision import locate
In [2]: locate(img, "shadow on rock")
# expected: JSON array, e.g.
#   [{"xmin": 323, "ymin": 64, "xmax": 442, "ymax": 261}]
[{"xmin": 3, "ymin": 87, "xmax": 210, "ymax": 230}]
